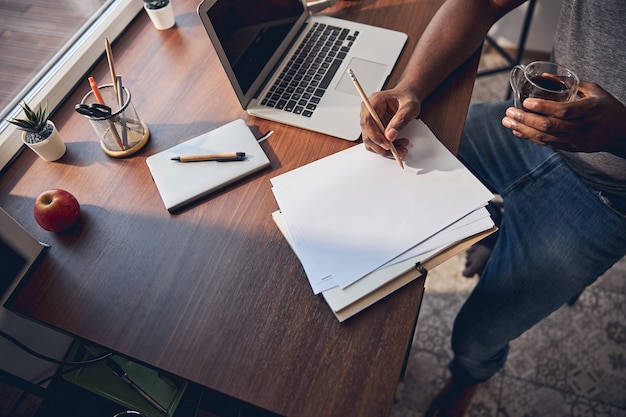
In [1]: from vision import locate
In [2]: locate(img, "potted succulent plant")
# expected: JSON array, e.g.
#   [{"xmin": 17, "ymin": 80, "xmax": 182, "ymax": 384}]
[
  {"xmin": 5, "ymin": 101, "xmax": 66, "ymax": 162},
  {"xmin": 143, "ymin": 0, "xmax": 176, "ymax": 30}
]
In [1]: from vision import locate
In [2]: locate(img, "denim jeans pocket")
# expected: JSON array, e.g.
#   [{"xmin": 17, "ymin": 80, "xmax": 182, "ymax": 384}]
[{"xmin": 599, "ymin": 192, "xmax": 626, "ymax": 218}]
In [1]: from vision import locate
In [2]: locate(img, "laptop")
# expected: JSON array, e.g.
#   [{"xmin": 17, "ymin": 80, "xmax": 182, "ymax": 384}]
[
  {"xmin": 0, "ymin": 208, "xmax": 48, "ymax": 305},
  {"xmin": 197, "ymin": 0, "xmax": 407, "ymax": 141}
]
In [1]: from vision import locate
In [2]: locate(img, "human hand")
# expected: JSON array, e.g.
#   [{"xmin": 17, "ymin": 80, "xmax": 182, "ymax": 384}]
[
  {"xmin": 502, "ymin": 81, "xmax": 626, "ymax": 155},
  {"xmin": 359, "ymin": 88, "xmax": 422, "ymax": 158}
]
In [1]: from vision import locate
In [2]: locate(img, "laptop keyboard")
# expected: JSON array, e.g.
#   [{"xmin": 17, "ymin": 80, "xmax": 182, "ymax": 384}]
[{"xmin": 260, "ymin": 22, "xmax": 359, "ymax": 118}]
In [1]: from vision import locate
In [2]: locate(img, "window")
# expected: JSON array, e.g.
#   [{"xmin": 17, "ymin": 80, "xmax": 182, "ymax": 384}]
[{"xmin": 0, "ymin": 0, "xmax": 144, "ymax": 171}]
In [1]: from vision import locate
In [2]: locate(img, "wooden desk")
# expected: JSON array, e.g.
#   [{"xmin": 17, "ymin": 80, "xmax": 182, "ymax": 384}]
[{"xmin": 0, "ymin": 0, "xmax": 479, "ymax": 416}]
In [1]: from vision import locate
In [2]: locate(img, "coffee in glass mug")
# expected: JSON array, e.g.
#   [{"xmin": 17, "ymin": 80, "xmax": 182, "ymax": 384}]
[{"xmin": 509, "ymin": 61, "xmax": 579, "ymax": 109}]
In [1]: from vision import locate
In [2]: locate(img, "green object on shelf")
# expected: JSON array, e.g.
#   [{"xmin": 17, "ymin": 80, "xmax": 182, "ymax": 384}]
[{"xmin": 62, "ymin": 341, "xmax": 187, "ymax": 417}]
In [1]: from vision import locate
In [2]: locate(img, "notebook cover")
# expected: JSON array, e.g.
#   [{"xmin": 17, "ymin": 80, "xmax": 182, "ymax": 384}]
[
  {"xmin": 331, "ymin": 226, "xmax": 497, "ymax": 322},
  {"xmin": 272, "ymin": 209, "xmax": 496, "ymax": 322},
  {"xmin": 146, "ymin": 119, "xmax": 270, "ymax": 212}
]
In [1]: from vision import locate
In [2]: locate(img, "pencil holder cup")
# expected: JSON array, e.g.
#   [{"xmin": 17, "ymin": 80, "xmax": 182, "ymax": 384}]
[{"xmin": 79, "ymin": 84, "xmax": 150, "ymax": 157}]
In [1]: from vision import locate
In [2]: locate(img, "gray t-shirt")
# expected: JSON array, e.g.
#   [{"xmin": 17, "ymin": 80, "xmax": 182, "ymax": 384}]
[{"xmin": 553, "ymin": 0, "xmax": 626, "ymax": 198}]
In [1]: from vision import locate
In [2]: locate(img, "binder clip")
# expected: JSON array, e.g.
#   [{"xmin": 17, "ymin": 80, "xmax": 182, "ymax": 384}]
[{"xmin": 415, "ymin": 262, "xmax": 428, "ymax": 277}]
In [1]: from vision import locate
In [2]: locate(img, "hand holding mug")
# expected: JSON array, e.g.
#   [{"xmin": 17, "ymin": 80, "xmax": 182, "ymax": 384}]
[
  {"xmin": 509, "ymin": 61, "xmax": 579, "ymax": 109},
  {"xmin": 503, "ymin": 80, "xmax": 626, "ymax": 155}
]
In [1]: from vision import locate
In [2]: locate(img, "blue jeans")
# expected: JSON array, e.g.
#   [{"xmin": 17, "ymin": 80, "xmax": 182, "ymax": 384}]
[{"xmin": 449, "ymin": 100, "xmax": 626, "ymax": 384}]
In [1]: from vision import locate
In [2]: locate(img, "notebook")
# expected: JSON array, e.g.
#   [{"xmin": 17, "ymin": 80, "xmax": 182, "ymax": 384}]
[
  {"xmin": 273, "ymin": 209, "xmax": 496, "ymax": 321},
  {"xmin": 146, "ymin": 120, "xmax": 270, "ymax": 212},
  {"xmin": 270, "ymin": 119, "xmax": 495, "ymax": 293},
  {"xmin": 197, "ymin": 0, "xmax": 407, "ymax": 141},
  {"xmin": 268, "ymin": 118, "xmax": 497, "ymax": 321}
]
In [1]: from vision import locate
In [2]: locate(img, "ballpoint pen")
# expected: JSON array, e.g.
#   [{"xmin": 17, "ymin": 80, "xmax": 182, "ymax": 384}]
[
  {"xmin": 347, "ymin": 68, "xmax": 404, "ymax": 169},
  {"xmin": 171, "ymin": 151, "xmax": 246, "ymax": 162},
  {"xmin": 88, "ymin": 76, "xmax": 106, "ymax": 106},
  {"xmin": 116, "ymin": 75, "xmax": 128, "ymax": 148}
]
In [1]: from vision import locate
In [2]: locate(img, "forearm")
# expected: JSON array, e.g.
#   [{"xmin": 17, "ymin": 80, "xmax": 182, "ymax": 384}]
[{"xmin": 396, "ymin": 0, "xmax": 526, "ymax": 103}]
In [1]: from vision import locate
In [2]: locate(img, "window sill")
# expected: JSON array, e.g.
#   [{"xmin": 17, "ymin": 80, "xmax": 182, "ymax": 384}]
[{"xmin": 0, "ymin": 0, "xmax": 144, "ymax": 172}]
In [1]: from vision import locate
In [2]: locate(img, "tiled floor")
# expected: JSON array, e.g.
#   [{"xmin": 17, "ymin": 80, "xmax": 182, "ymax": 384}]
[
  {"xmin": 392, "ymin": 253, "xmax": 626, "ymax": 417},
  {"xmin": 390, "ymin": 51, "xmax": 626, "ymax": 417}
]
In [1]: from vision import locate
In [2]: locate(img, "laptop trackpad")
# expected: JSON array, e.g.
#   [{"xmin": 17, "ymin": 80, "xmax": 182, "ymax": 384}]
[{"xmin": 336, "ymin": 58, "xmax": 388, "ymax": 96}]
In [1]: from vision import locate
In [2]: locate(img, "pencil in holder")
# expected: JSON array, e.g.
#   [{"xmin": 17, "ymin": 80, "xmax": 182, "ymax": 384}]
[{"xmin": 79, "ymin": 84, "xmax": 150, "ymax": 157}]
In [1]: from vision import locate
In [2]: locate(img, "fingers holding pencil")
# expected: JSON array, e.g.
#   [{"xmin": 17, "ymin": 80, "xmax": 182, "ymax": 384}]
[{"xmin": 348, "ymin": 68, "xmax": 404, "ymax": 169}]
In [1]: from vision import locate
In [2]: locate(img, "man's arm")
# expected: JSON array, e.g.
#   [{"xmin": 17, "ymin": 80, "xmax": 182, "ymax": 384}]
[
  {"xmin": 397, "ymin": 0, "xmax": 526, "ymax": 104},
  {"xmin": 361, "ymin": 0, "xmax": 527, "ymax": 155}
]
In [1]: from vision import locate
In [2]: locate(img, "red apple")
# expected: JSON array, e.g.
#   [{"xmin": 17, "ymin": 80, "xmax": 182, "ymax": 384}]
[{"xmin": 33, "ymin": 189, "xmax": 80, "ymax": 232}]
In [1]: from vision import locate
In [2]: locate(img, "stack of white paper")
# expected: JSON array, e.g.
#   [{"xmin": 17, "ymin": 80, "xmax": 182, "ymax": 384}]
[{"xmin": 270, "ymin": 119, "xmax": 494, "ymax": 295}]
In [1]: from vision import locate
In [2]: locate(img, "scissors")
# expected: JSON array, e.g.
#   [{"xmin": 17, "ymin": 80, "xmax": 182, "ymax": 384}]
[{"xmin": 75, "ymin": 103, "xmax": 112, "ymax": 118}]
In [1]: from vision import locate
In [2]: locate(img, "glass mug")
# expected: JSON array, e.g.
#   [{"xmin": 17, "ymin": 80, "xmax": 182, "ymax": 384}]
[{"xmin": 509, "ymin": 61, "xmax": 579, "ymax": 109}]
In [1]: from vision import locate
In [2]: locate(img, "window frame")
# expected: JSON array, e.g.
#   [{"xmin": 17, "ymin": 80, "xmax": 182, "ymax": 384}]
[{"xmin": 0, "ymin": 0, "xmax": 144, "ymax": 171}]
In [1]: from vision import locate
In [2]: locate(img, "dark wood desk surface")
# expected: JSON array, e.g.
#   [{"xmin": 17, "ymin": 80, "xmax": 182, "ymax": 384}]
[{"xmin": 0, "ymin": 1, "xmax": 479, "ymax": 416}]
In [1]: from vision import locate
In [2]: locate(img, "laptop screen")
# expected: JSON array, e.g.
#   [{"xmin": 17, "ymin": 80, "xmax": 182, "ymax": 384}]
[{"xmin": 206, "ymin": 0, "xmax": 304, "ymax": 95}]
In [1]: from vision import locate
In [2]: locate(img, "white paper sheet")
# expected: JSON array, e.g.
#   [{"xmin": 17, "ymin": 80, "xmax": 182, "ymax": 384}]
[
  {"xmin": 273, "ymin": 207, "xmax": 494, "ymax": 295},
  {"xmin": 271, "ymin": 119, "xmax": 494, "ymax": 292},
  {"xmin": 383, "ymin": 206, "xmax": 492, "ymax": 267}
]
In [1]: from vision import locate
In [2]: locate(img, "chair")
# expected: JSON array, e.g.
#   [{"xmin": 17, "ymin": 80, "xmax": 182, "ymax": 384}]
[{"xmin": 477, "ymin": 0, "xmax": 538, "ymax": 99}]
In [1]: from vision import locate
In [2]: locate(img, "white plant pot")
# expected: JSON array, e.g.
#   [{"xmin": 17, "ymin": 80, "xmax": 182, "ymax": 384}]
[
  {"xmin": 144, "ymin": 2, "xmax": 176, "ymax": 30},
  {"xmin": 23, "ymin": 121, "xmax": 66, "ymax": 162}
]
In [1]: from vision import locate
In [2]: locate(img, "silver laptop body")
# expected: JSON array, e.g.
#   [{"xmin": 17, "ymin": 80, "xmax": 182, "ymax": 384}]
[{"xmin": 197, "ymin": 0, "xmax": 407, "ymax": 141}]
